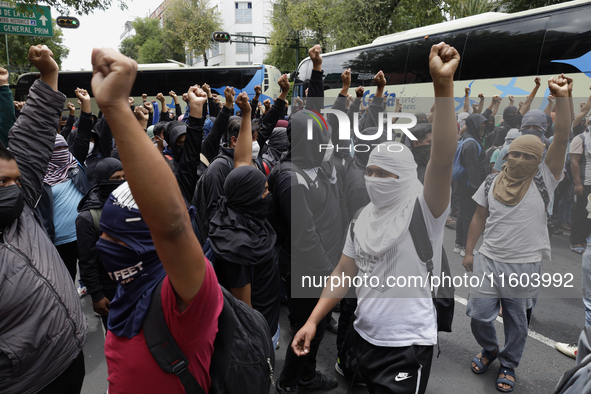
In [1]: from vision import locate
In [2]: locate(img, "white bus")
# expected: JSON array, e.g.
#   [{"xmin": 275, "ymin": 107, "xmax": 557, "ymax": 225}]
[
  {"xmin": 293, "ymin": 0, "xmax": 591, "ymax": 114},
  {"xmin": 15, "ymin": 62, "xmax": 283, "ymax": 116}
]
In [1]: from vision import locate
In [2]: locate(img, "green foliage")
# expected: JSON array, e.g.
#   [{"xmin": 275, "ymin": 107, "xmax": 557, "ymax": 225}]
[
  {"xmin": 164, "ymin": 0, "xmax": 222, "ymax": 66},
  {"xmin": 265, "ymin": 0, "xmax": 445, "ymax": 73},
  {"xmin": 119, "ymin": 17, "xmax": 185, "ymax": 64},
  {"xmin": 4, "ymin": 0, "xmax": 127, "ymax": 16},
  {"xmin": 497, "ymin": 0, "xmax": 570, "ymax": 13},
  {"xmin": 447, "ymin": 0, "xmax": 499, "ymax": 19},
  {"xmin": 0, "ymin": 20, "xmax": 69, "ymax": 81}
]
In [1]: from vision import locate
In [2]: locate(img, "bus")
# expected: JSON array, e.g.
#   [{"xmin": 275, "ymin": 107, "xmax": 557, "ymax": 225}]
[
  {"xmin": 293, "ymin": 0, "xmax": 591, "ymax": 115},
  {"xmin": 15, "ymin": 63, "xmax": 283, "ymax": 116}
]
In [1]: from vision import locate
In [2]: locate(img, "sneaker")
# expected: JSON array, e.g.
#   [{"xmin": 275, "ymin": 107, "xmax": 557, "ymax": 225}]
[
  {"xmin": 276, "ymin": 379, "xmax": 298, "ymax": 393},
  {"xmin": 335, "ymin": 361, "xmax": 366, "ymax": 387},
  {"xmin": 556, "ymin": 342, "xmax": 578, "ymax": 359},
  {"xmin": 453, "ymin": 244, "xmax": 462, "ymax": 254},
  {"xmin": 327, "ymin": 316, "xmax": 338, "ymax": 334},
  {"xmin": 460, "ymin": 248, "xmax": 466, "ymax": 257},
  {"xmin": 77, "ymin": 280, "xmax": 88, "ymax": 298},
  {"xmin": 298, "ymin": 370, "xmax": 338, "ymax": 391}
]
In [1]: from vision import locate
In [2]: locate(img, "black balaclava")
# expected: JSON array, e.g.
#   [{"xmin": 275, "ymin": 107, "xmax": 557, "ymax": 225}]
[
  {"xmin": 288, "ymin": 110, "xmax": 330, "ymax": 169},
  {"xmin": 503, "ymin": 105, "xmax": 522, "ymax": 129},
  {"xmin": 465, "ymin": 113, "xmax": 487, "ymax": 143},
  {"xmin": 95, "ymin": 158, "xmax": 124, "ymax": 201},
  {"xmin": 263, "ymin": 127, "xmax": 289, "ymax": 163},
  {"xmin": 168, "ymin": 124, "xmax": 187, "ymax": 161}
]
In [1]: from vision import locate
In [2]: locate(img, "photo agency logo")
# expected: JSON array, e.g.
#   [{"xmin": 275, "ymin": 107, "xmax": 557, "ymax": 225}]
[{"xmin": 303, "ymin": 109, "xmax": 419, "ymax": 153}]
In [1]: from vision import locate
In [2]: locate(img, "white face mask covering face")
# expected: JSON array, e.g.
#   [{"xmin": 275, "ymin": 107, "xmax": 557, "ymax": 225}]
[
  {"xmin": 87, "ymin": 142, "xmax": 95, "ymax": 156},
  {"xmin": 364, "ymin": 176, "xmax": 399, "ymax": 209},
  {"xmin": 252, "ymin": 141, "xmax": 260, "ymax": 159},
  {"xmin": 322, "ymin": 144, "xmax": 334, "ymax": 162}
]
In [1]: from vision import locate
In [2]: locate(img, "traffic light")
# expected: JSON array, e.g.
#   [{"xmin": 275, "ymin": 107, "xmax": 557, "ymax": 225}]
[
  {"xmin": 57, "ymin": 16, "xmax": 80, "ymax": 29},
  {"xmin": 212, "ymin": 32, "xmax": 231, "ymax": 43}
]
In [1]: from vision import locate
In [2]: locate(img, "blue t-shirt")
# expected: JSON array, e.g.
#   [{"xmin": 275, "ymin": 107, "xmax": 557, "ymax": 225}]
[{"xmin": 52, "ymin": 179, "xmax": 84, "ymax": 246}]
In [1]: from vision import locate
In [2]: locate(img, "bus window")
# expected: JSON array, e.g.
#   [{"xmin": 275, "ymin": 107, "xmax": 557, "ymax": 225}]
[
  {"xmin": 364, "ymin": 43, "xmax": 409, "ymax": 86},
  {"xmin": 295, "ymin": 59, "xmax": 312, "ymax": 84},
  {"xmin": 406, "ymin": 33, "xmax": 466, "ymax": 84},
  {"xmin": 461, "ymin": 17, "xmax": 548, "ymax": 80},
  {"xmin": 323, "ymin": 50, "xmax": 367, "ymax": 90},
  {"xmin": 539, "ymin": 7, "xmax": 591, "ymax": 76}
]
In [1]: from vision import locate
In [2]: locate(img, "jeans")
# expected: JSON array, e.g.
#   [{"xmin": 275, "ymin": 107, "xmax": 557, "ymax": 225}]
[
  {"xmin": 570, "ymin": 185, "xmax": 591, "ymax": 245},
  {"xmin": 455, "ymin": 181, "xmax": 477, "ymax": 247}
]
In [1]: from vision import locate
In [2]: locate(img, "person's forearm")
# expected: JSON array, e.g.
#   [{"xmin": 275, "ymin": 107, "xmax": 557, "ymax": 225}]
[
  {"xmin": 491, "ymin": 102, "xmax": 500, "ymax": 118},
  {"xmin": 234, "ymin": 109, "xmax": 252, "ymax": 167},
  {"xmin": 431, "ymin": 80, "xmax": 457, "ymax": 162},
  {"xmin": 230, "ymin": 285, "xmax": 252, "ymax": 308},
  {"xmin": 573, "ymin": 96, "xmax": 591, "ymax": 126},
  {"xmin": 544, "ymin": 101, "xmax": 553, "ymax": 115},
  {"xmin": 465, "ymin": 211, "xmax": 486, "ymax": 256},
  {"xmin": 463, "ymin": 93, "xmax": 469, "ymax": 113},
  {"xmin": 571, "ymin": 159, "xmax": 582, "ymax": 187},
  {"xmin": 476, "ymin": 98, "xmax": 484, "ymax": 114},
  {"xmin": 520, "ymin": 85, "xmax": 540, "ymax": 115},
  {"xmin": 554, "ymin": 96, "xmax": 571, "ymax": 144}
]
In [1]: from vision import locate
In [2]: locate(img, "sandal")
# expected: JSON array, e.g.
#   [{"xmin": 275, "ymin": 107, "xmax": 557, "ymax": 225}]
[
  {"xmin": 571, "ymin": 245, "xmax": 586, "ymax": 255},
  {"xmin": 471, "ymin": 348, "xmax": 497, "ymax": 374},
  {"xmin": 496, "ymin": 366, "xmax": 515, "ymax": 392},
  {"xmin": 446, "ymin": 216, "xmax": 456, "ymax": 226},
  {"xmin": 560, "ymin": 223, "xmax": 571, "ymax": 231},
  {"xmin": 553, "ymin": 228, "xmax": 563, "ymax": 235}
]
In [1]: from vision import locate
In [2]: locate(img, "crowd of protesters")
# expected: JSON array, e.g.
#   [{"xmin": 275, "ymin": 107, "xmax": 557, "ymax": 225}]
[{"xmin": 0, "ymin": 42, "xmax": 590, "ymax": 394}]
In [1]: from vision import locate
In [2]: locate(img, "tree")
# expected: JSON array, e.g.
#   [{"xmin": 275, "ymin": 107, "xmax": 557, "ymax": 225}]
[
  {"xmin": 0, "ymin": 19, "xmax": 69, "ymax": 81},
  {"xmin": 497, "ymin": 0, "xmax": 570, "ymax": 13},
  {"xmin": 447, "ymin": 0, "xmax": 499, "ymax": 19},
  {"xmin": 164, "ymin": 0, "xmax": 222, "ymax": 66},
  {"xmin": 119, "ymin": 17, "xmax": 185, "ymax": 64},
  {"xmin": 265, "ymin": 0, "xmax": 445, "ymax": 73},
  {"xmin": 6, "ymin": 0, "xmax": 127, "ymax": 16}
]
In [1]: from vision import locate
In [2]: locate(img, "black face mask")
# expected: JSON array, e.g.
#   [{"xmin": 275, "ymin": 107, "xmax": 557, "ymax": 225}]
[
  {"xmin": 97, "ymin": 179, "xmax": 125, "ymax": 202},
  {"xmin": 412, "ymin": 145, "xmax": 431, "ymax": 164},
  {"xmin": 0, "ymin": 185, "xmax": 25, "ymax": 229},
  {"xmin": 505, "ymin": 112, "xmax": 522, "ymax": 128},
  {"xmin": 574, "ymin": 124, "xmax": 586, "ymax": 136}
]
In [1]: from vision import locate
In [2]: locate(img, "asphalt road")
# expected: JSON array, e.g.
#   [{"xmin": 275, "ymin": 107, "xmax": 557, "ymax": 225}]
[{"xmin": 79, "ymin": 225, "xmax": 586, "ymax": 394}]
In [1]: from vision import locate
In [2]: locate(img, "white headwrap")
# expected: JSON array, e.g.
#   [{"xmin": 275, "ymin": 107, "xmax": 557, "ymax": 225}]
[
  {"xmin": 458, "ymin": 112, "xmax": 469, "ymax": 130},
  {"xmin": 503, "ymin": 129, "xmax": 522, "ymax": 149},
  {"xmin": 354, "ymin": 142, "xmax": 423, "ymax": 256}
]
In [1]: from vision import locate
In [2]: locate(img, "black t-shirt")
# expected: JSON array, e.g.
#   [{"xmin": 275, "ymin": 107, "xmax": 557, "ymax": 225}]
[{"xmin": 214, "ymin": 255, "xmax": 281, "ymax": 333}]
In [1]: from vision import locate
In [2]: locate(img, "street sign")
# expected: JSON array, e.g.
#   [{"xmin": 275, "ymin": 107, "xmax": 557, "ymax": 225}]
[{"xmin": 0, "ymin": 2, "xmax": 52, "ymax": 37}]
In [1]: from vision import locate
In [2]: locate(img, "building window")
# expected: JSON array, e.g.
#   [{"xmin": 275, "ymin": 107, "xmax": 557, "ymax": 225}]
[
  {"xmin": 236, "ymin": 32, "xmax": 252, "ymax": 54},
  {"xmin": 235, "ymin": 2, "xmax": 252, "ymax": 23}
]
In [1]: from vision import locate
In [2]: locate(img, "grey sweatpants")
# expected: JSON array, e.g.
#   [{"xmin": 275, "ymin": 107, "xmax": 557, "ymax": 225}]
[{"xmin": 466, "ymin": 253, "xmax": 541, "ymax": 369}]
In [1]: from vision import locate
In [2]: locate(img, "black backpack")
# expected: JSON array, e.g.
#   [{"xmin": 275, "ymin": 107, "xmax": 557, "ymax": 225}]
[
  {"xmin": 191, "ymin": 153, "xmax": 234, "ymax": 246},
  {"xmin": 143, "ymin": 279, "xmax": 275, "ymax": 394}
]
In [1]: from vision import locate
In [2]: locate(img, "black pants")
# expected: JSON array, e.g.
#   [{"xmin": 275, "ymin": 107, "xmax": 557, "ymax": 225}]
[
  {"xmin": 570, "ymin": 185, "xmax": 591, "ymax": 245},
  {"xmin": 337, "ymin": 297, "xmax": 357, "ymax": 352},
  {"xmin": 38, "ymin": 350, "xmax": 85, "ymax": 394},
  {"xmin": 455, "ymin": 182, "xmax": 477, "ymax": 247},
  {"xmin": 55, "ymin": 241, "xmax": 78, "ymax": 283},
  {"xmin": 279, "ymin": 297, "xmax": 329, "ymax": 386},
  {"xmin": 354, "ymin": 332, "xmax": 433, "ymax": 394}
]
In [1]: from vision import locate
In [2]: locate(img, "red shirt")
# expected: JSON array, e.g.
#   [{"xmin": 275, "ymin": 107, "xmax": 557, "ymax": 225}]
[{"xmin": 105, "ymin": 262, "xmax": 223, "ymax": 393}]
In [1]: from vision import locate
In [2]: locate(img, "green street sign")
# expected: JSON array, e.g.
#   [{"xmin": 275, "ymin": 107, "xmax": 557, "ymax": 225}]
[{"xmin": 0, "ymin": 2, "xmax": 52, "ymax": 37}]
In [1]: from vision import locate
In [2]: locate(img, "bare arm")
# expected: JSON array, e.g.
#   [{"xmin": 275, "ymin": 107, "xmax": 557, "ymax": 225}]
[
  {"xmin": 573, "ymin": 88, "xmax": 591, "ymax": 126},
  {"xmin": 520, "ymin": 77, "xmax": 541, "ymax": 116},
  {"xmin": 476, "ymin": 92, "xmax": 485, "ymax": 114},
  {"xmin": 546, "ymin": 75, "xmax": 572, "ymax": 180},
  {"xmin": 463, "ymin": 86, "xmax": 470, "ymax": 113},
  {"xmin": 462, "ymin": 204, "xmax": 488, "ymax": 272},
  {"xmin": 91, "ymin": 48, "xmax": 206, "ymax": 311},
  {"xmin": 424, "ymin": 43, "xmax": 461, "ymax": 218},
  {"xmin": 571, "ymin": 153, "xmax": 583, "ymax": 196},
  {"xmin": 233, "ymin": 92, "xmax": 253, "ymax": 168},
  {"xmin": 291, "ymin": 254, "xmax": 357, "ymax": 356}
]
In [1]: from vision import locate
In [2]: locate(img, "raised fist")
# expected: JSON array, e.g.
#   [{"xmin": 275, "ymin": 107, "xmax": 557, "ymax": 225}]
[
  {"xmin": 91, "ymin": 47, "xmax": 138, "ymax": 111},
  {"xmin": 156, "ymin": 93, "xmax": 165, "ymax": 102},
  {"xmin": 309, "ymin": 45, "xmax": 322, "ymax": 69},
  {"xmin": 548, "ymin": 74, "xmax": 570, "ymax": 98},
  {"xmin": 0, "ymin": 68, "xmax": 8, "ymax": 86},
  {"xmin": 534, "ymin": 76, "xmax": 541, "ymax": 86},
  {"xmin": 224, "ymin": 86, "xmax": 235, "ymax": 104},
  {"xmin": 355, "ymin": 86, "xmax": 364, "ymax": 98},
  {"xmin": 373, "ymin": 71, "xmax": 386, "ymax": 88},
  {"xmin": 28, "ymin": 44, "xmax": 58, "ymax": 75},
  {"xmin": 187, "ymin": 84, "xmax": 207, "ymax": 106},
  {"xmin": 278, "ymin": 74, "xmax": 290, "ymax": 93},
  {"xmin": 341, "ymin": 68, "xmax": 351, "ymax": 87},
  {"xmin": 235, "ymin": 91, "xmax": 250, "ymax": 113},
  {"xmin": 254, "ymin": 85, "xmax": 262, "ymax": 96}
]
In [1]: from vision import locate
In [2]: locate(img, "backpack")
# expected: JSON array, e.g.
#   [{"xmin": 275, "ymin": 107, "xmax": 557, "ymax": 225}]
[
  {"xmin": 452, "ymin": 137, "xmax": 482, "ymax": 181},
  {"xmin": 339, "ymin": 198, "xmax": 455, "ymax": 377},
  {"xmin": 89, "ymin": 208, "xmax": 102, "ymax": 236},
  {"xmin": 143, "ymin": 279, "xmax": 275, "ymax": 394},
  {"xmin": 192, "ymin": 153, "xmax": 234, "ymax": 246}
]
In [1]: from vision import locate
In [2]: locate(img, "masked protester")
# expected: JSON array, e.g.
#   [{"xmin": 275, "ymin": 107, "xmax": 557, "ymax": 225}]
[
  {"xmin": 410, "ymin": 123, "xmax": 433, "ymax": 184},
  {"xmin": 491, "ymin": 105, "xmax": 523, "ymax": 147},
  {"xmin": 463, "ymin": 75, "xmax": 571, "ymax": 392},
  {"xmin": 209, "ymin": 166, "xmax": 281, "ymax": 346},
  {"xmin": 290, "ymin": 42, "xmax": 460, "ymax": 394},
  {"xmin": 454, "ymin": 113, "xmax": 487, "ymax": 257},
  {"xmin": 0, "ymin": 47, "xmax": 87, "ymax": 394},
  {"xmin": 76, "ymin": 158, "xmax": 125, "ymax": 330}
]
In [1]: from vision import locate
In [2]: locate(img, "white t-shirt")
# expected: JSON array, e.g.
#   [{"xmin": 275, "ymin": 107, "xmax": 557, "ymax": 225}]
[
  {"xmin": 472, "ymin": 162, "xmax": 563, "ymax": 264},
  {"xmin": 343, "ymin": 193, "xmax": 448, "ymax": 347},
  {"xmin": 570, "ymin": 134, "xmax": 591, "ymax": 186}
]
